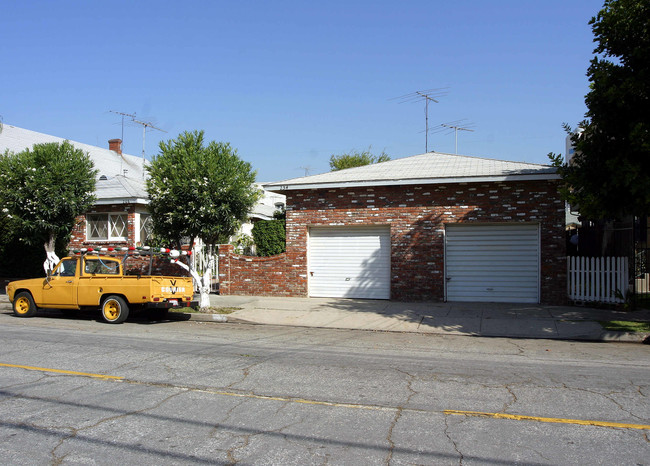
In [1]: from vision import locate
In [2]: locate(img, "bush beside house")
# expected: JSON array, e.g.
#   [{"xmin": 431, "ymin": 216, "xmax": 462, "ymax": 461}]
[{"xmin": 252, "ymin": 219, "xmax": 286, "ymax": 256}]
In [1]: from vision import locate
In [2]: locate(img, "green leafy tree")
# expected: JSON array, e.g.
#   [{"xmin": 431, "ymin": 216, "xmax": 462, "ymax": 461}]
[
  {"xmin": 329, "ymin": 147, "xmax": 390, "ymax": 171},
  {"xmin": 146, "ymin": 130, "xmax": 261, "ymax": 248},
  {"xmin": 550, "ymin": 0, "xmax": 650, "ymax": 220},
  {"xmin": 146, "ymin": 130, "xmax": 261, "ymax": 308},
  {"xmin": 0, "ymin": 197, "xmax": 14, "ymax": 258},
  {"xmin": 0, "ymin": 142, "xmax": 97, "ymax": 272}
]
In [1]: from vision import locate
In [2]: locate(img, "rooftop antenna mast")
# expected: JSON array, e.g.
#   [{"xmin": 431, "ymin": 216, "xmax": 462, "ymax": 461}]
[
  {"xmin": 440, "ymin": 121, "xmax": 475, "ymax": 154},
  {"xmin": 131, "ymin": 118, "xmax": 167, "ymax": 178},
  {"xmin": 299, "ymin": 166, "xmax": 312, "ymax": 176},
  {"xmin": 109, "ymin": 110, "xmax": 136, "ymax": 145},
  {"xmin": 392, "ymin": 88, "xmax": 447, "ymax": 153}
]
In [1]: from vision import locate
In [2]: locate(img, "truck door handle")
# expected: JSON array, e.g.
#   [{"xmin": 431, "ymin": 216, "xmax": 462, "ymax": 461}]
[{"xmin": 66, "ymin": 280, "xmax": 73, "ymax": 283}]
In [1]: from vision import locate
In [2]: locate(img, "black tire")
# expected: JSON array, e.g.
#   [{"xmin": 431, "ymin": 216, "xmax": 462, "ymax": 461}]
[
  {"xmin": 13, "ymin": 291, "xmax": 37, "ymax": 318},
  {"xmin": 101, "ymin": 295, "xmax": 130, "ymax": 324}
]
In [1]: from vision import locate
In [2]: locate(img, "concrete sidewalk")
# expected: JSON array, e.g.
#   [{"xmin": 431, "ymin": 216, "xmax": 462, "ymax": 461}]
[
  {"xmin": 199, "ymin": 294, "xmax": 650, "ymax": 343},
  {"xmin": 1, "ymin": 292, "xmax": 648, "ymax": 342}
]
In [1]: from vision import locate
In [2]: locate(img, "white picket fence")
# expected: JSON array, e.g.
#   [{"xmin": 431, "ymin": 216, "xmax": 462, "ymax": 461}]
[{"xmin": 567, "ymin": 256, "xmax": 629, "ymax": 304}]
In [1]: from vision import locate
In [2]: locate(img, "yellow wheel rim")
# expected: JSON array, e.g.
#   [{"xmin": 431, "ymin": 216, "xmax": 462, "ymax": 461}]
[
  {"xmin": 103, "ymin": 300, "xmax": 120, "ymax": 321},
  {"xmin": 15, "ymin": 297, "xmax": 31, "ymax": 315}
]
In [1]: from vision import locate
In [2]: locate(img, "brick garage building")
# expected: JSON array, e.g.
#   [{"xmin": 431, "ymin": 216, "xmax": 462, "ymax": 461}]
[{"xmin": 218, "ymin": 152, "xmax": 567, "ymax": 304}]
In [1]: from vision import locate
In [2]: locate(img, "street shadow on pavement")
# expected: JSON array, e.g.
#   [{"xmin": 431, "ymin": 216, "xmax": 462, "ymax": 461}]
[{"xmin": 0, "ymin": 307, "xmax": 191, "ymax": 325}]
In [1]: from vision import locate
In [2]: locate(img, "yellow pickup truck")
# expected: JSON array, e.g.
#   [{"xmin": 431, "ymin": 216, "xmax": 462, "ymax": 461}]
[{"xmin": 6, "ymin": 255, "xmax": 197, "ymax": 324}]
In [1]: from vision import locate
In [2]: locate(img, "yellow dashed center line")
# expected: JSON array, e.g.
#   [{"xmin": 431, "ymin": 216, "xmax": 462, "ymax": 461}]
[
  {"xmin": 444, "ymin": 410, "xmax": 650, "ymax": 431},
  {"xmin": 193, "ymin": 388, "xmax": 395, "ymax": 412},
  {"xmin": 0, "ymin": 362, "xmax": 124, "ymax": 380},
  {"xmin": 3, "ymin": 362, "xmax": 648, "ymax": 431}
]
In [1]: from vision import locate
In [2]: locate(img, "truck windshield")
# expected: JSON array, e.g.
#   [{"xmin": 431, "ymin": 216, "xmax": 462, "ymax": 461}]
[{"xmin": 55, "ymin": 259, "xmax": 78, "ymax": 277}]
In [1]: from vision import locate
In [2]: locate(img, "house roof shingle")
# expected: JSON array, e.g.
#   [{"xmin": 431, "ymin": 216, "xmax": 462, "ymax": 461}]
[
  {"xmin": 264, "ymin": 152, "xmax": 558, "ymax": 191},
  {"xmin": 0, "ymin": 124, "xmax": 285, "ymax": 217},
  {"xmin": 95, "ymin": 175, "xmax": 149, "ymax": 205},
  {"xmin": 1, "ymin": 124, "xmax": 147, "ymax": 177},
  {"xmin": 0, "ymin": 124, "xmax": 148, "ymax": 203}
]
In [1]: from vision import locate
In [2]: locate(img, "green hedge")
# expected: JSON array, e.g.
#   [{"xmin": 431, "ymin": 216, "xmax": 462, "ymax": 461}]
[{"xmin": 252, "ymin": 220, "xmax": 286, "ymax": 256}]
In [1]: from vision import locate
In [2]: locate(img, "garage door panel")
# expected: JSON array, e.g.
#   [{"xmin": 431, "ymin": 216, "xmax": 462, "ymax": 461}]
[
  {"xmin": 447, "ymin": 262, "xmax": 536, "ymax": 271},
  {"xmin": 446, "ymin": 224, "xmax": 540, "ymax": 303},
  {"xmin": 448, "ymin": 272, "xmax": 538, "ymax": 281},
  {"xmin": 448, "ymin": 264, "xmax": 539, "ymax": 272},
  {"xmin": 448, "ymin": 282, "xmax": 539, "ymax": 291},
  {"xmin": 446, "ymin": 247, "xmax": 539, "ymax": 254},
  {"xmin": 309, "ymin": 227, "xmax": 390, "ymax": 299}
]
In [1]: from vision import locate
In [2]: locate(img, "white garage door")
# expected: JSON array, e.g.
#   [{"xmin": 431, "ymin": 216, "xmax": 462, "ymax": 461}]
[
  {"xmin": 445, "ymin": 224, "xmax": 540, "ymax": 303},
  {"xmin": 309, "ymin": 227, "xmax": 391, "ymax": 299}
]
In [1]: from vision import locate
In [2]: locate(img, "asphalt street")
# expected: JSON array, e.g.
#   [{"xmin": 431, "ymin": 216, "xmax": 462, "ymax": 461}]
[{"xmin": 0, "ymin": 311, "xmax": 648, "ymax": 465}]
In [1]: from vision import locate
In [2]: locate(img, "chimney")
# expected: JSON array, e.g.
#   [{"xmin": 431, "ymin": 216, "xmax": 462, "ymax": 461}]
[{"xmin": 108, "ymin": 138, "xmax": 122, "ymax": 155}]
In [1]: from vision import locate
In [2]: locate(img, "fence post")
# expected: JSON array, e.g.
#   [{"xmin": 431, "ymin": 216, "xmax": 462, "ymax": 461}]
[
  {"xmin": 618, "ymin": 257, "xmax": 627, "ymax": 302},
  {"xmin": 583, "ymin": 257, "xmax": 588, "ymax": 302},
  {"xmin": 596, "ymin": 257, "xmax": 602, "ymax": 302}
]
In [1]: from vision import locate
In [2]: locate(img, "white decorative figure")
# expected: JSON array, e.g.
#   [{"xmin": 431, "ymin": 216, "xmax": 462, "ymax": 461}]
[{"xmin": 171, "ymin": 256, "xmax": 213, "ymax": 310}]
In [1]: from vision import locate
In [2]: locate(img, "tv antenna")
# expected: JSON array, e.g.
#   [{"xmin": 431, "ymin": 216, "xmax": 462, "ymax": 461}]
[
  {"xmin": 299, "ymin": 166, "xmax": 312, "ymax": 176},
  {"xmin": 109, "ymin": 110, "xmax": 136, "ymax": 145},
  {"xmin": 131, "ymin": 117, "xmax": 167, "ymax": 176},
  {"xmin": 440, "ymin": 120, "xmax": 475, "ymax": 154},
  {"xmin": 391, "ymin": 88, "xmax": 447, "ymax": 152}
]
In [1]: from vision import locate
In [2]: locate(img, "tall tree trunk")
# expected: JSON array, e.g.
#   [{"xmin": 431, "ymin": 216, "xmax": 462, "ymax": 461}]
[
  {"xmin": 171, "ymin": 254, "xmax": 212, "ymax": 310},
  {"xmin": 197, "ymin": 257, "xmax": 213, "ymax": 309},
  {"xmin": 43, "ymin": 233, "xmax": 60, "ymax": 274}
]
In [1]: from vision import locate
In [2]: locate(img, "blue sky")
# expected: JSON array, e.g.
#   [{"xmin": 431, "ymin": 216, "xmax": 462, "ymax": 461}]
[{"xmin": 2, "ymin": 0, "xmax": 601, "ymax": 182}]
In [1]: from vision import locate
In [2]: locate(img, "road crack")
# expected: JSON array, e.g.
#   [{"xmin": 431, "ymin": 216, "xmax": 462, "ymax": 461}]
[
  {"xmin": 443, "ymin": 413, "xmax": 464, "ymax": 465},
  {"xmin": 225, "ymin": 359, "xmax": 265, "ymax": 391},
  {"xmin": 386, "ymin": 370, "xmax": 417, "ymax": 465},
  {"xmin": 50, "ymin": 388, "xmax": 186, "ymax": 463},
  {"xmin": 562, "ymin": 383, "xmax": 647, "ymax": 423},
  {"xmin": 501, "ymin": 385, "xmax": 518, "ymax": 413}
]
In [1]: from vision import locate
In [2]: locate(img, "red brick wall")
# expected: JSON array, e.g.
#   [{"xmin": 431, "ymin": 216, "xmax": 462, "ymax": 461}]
[
  {"xmin": 217, "ymin": 245, "xmax": 305, "ymax": 296},
  {"xmin": 218, "ymin": 179, "xmax": 567, "ymax": 303}
]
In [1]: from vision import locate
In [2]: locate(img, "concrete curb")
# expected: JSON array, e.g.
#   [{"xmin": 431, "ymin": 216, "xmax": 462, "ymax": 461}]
[
  {"xmin": 169, "ymin": 312, "xmax": 248, "ymax": 323},
  {"xmin": 169, "ymin": 311, "xmax": 650, "ymax": 343},
  {"xmin": 598, "ymin": 331, "xmax": 650, "ymax": 343}
]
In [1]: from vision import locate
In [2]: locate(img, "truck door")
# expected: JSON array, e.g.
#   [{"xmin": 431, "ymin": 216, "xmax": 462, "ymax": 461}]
[{"xmin": 41, "ymin": 258, "xmax": 78, "ymax": 308}]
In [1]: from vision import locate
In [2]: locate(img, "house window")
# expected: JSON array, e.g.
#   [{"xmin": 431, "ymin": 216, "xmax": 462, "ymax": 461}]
[
  {"xmin": 140, "ymin": 213, "xmax": 153, "ymax": 244},
  {"xmin": 87, "ymin": 213, "xmax": 128, "ymax": 241}
]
